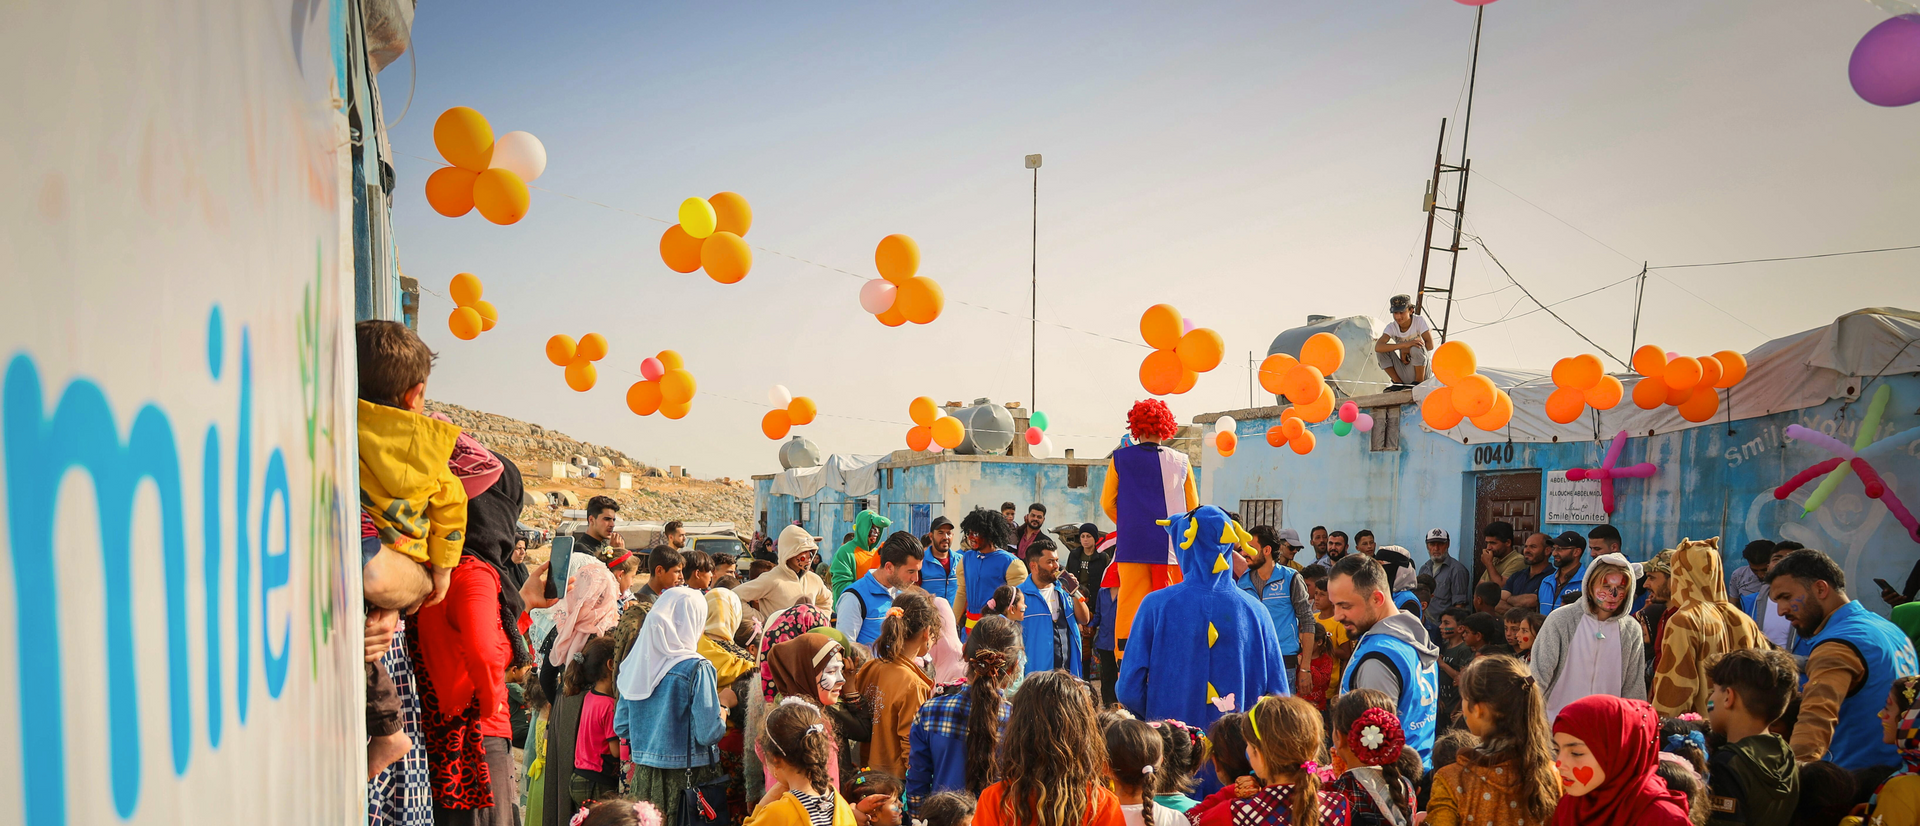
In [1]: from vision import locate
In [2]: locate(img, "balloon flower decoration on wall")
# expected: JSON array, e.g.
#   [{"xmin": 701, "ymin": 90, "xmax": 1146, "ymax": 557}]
[
  {"xmin": 660, "ymin": 193, "xmax": 755, "ymax": 284},
  {"xmin": 425, "ymin": 107, "xmax": 546, "ymax": 225},
  {"xmin": 859, "ymin": 234, "xmax": 944, "ymax": 326},
  {"xmin": 1024, "ymin": 410, "xmax": 1058, "ymax": 459},
  {"xmin": 545, "ymin": 333, "xmax": 608, "ymax": 393},
  {"xmin": 1332, "ymin": 400, "xmax": 1375, "ymax": 440},
  {"xmin": 624, "ymin": 350, "xmax": 699, "ymax": 420},
  {"xmin": 760, "ymin": 385, "xmax": 818, "ymax": 439},
  {"xmin": 1850, "ymin": 4, "xmax": 1920, "ymax": 107},
  {"xmin": 1566, "ymin": 431, "xmax": 1659, "ymax": 514},
  {"xmin": 1544, "ymin": 354, "xmax": 1624, "ymax": 424},
  {"xmin": 1773, "ymin": 384, "xmax": 1919, "ymax": 543},
  {"xmin": 1139, "ymin": 304, "xmax": 1224, "ymax": 395},
  {"xmin": 1629, "ymin": 345, "xmax": 1748, "ymax": 423},
  {"xmin": 445, "ymin": 273, "xmax": 499, "ymax": 341},
  {"xmin": 1420, "ymin": 341, "xmax": 1514, "ymax": 433},
  {"xmin": 904, "ymin": 396, "xmax": 964, "ymax": 451},
  {"xmin": 1257, "ymin": 332, "xmax": 1348, "ymax": 455}
]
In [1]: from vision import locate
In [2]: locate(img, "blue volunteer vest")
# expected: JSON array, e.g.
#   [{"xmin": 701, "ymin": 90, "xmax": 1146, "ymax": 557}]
[
  {"xmin": 1343, "ymin": 632, "xmax": 1438, "ymax": 770},
  {"xmin": 920, "ymin": 553, "xmax": 958, "ymax": 607},
  {"xmin": 1237, "ymin": 566, "xmax": 1303, "ymax": 656},
  {"xmin": 1392, "ymin": 590, "xmax": 1422, "ymax": 615},
  {"xmin": 1799, "ymin": 600, "xmax": 1920, "ymax": 770},
  {"xmin": 846, "ymin": 572, "xmax": 895, "ymax": 646},
  {"xmin": 962, "ymin": 548, "xmax": 1018, "ymax": 622},
  {"xmin": 1538, "ymin": 563, "xmax": 1586, "ymax": 614},
  {"xmin": 1018, "ymin": 579, "xmax": 1083, "ymax": 677}
]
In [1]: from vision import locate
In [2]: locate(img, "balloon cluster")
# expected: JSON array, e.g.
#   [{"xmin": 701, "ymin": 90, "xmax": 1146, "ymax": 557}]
[
  {"xmin": 904, "ymin": 396, "xmax": 964, "ymax": 451},
  {"xmin": 1212, "ymin": 416, "xmax": 1239, "ymax": 457},
  {"xmin": 660, "ymin": 193, "xmax": 755, "ymax": 284},
  {"xmin": 859, "ymin": 235, "xmax": 944, "ymax": 326},
  {"xmin": 545, "ymin": 333, "xmax": 608, "ymax": 392},
  {"xmin": 445, "ymin": 273, "xmax": 499, "ymax": 341},
  {"xmin": 1628, "ymin": 345, "xmax": 1747, "ymax": 423},
  {"xmin": 1544, "ymin": 354, "xmax": 1624, "ymax": 424},
  {"xmin": 760, "ymin": 385, "xmax": 819, "ymax": 439},
  {"xmin": 625, "ymin": 350, "xmax": 699, "ymax": 420},
  {"xmin": 1257, "ymin": 333, "xmax": 1348, "ymax": 455},
  {"xmin": 1138, "ymin": 304, "xmax": 1224, "ymax": 395},
  {"xmin": 1023, "ymin": 410, "xmax": 1058, "ymax": 459},
  {"xmin": 1333, "ymin": 400, "xmax": 1376, "ymax": 439},
  {"xmin": 425, "ymin": 107, "xmax": 546, "ymax": 225},
  {"xmin": 1420, "ymin": 342, "xmax": 1514, "ymax": 432}
]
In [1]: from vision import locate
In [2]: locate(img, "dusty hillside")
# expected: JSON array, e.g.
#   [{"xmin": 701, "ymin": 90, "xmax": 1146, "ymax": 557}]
[{"xmin": 427, "ymin": 400, "xmax": 755, "ymax": 533}]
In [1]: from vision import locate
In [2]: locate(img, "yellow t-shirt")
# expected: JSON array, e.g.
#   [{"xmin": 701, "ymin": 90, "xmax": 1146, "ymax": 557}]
[{"xmin": 1317, "ymin": 615, "xmax": 1350, "ymax": 674}]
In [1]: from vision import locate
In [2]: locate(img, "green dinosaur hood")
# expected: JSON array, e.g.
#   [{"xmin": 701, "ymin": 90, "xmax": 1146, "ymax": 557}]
[{"xmin": 854, "ymin": 510, "xmax": 890, "ymax": 551}]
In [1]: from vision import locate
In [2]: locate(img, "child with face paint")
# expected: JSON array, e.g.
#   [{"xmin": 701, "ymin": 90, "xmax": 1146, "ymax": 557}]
[
  {"xmin": 1529, "ymin": 554, "xmax": 1648, "ymax": 721},
  {"xmin": 1550, "ymin": 695, "xmax": 1691, "ymax": 826},
  {"xmin": 762, "ymin": 633, "xmax": 856, "ymax": 797}
]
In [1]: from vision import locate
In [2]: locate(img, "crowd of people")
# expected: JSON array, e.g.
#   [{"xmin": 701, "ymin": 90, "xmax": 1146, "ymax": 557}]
[{"xmin": 356, "ymin": 321, "xmax": 1920, "ymax": 826}]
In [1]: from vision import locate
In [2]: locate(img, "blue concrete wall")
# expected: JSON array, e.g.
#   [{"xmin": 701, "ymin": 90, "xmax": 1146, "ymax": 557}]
[{"xmin": 1207, "ymin": 376, "xmax": 1920, "ymax": 617}]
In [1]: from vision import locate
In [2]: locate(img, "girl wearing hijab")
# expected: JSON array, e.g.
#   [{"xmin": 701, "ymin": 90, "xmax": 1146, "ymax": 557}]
[
  {"xmin": 746, "ymin": 605, "xmax": 836, "ymax": 800},
  {"xmin": 927, "ymin": 594, "xmax": 967, "ymax": 686},
  {"xmin": 1531, "ymin": 553, "xmax": 1647, "ymax": 720},
  {"xmin": 702, "ymin": 588, "xmax": 758, "ymax": 816},
  {"xmin": 538, "ymin": 560, "xmax": 622, "ymax": 826},
  {"xmin": 762, "ymin": 633, "xmax": 873, "ymax": 795},
  {"xmin": 1550, "ymin": 695, "xmax": 1691, "ymax": 826},
  {"xmin": 616, "ymin": 586, "xmax": 728, "ymax": 824},
  {"xmin": 1865, "ymin": 675, "xmax": 1920, "ymax": 823}
]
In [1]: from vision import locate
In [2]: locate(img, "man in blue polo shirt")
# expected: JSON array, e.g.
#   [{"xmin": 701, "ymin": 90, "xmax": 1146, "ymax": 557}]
[
  {"xmin": 918, "ymin": 515, "xmax": 958, "ymax": 606},
  {"xmin": 1536, "ymin": 531, "xmax": 1587, "ymax": 615},
  {"xmin": 1497, "ymin": 532, "xmax": 1553, "ymax": 613},
  {"xmin": 1239, "ymin": 526, "xmax": 1317, "ymax": 683}
]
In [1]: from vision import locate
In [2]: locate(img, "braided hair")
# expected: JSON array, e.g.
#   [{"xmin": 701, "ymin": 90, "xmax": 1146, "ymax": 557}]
[{"xmin": 962, "ymin": 615, "xmax": 1022, "ymax": 794}]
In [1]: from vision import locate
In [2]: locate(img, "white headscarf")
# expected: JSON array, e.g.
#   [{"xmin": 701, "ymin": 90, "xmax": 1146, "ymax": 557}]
[
  {"xmin": 618, "ymin": 586, "xmax": 708, "ymax": 700},
  {"xmin": 548, "ymin": 558, "xmax": 620, "ymax": 667}
]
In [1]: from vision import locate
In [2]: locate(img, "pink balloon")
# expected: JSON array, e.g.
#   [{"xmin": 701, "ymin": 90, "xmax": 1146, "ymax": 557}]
[
  {"xmin": 1339, "ymin": 401, "xmax": 1359, "ymax": 423},
  {"xmin": 859, "ymin": 278, "xmax": 898, "ymax": 315},
  {"xmin": 1026, "ymin": 426, "xmax": 1043, "ymax": 446},
  {"xmin": 1355, "ymin": 412, "xmax": 1374, "ymax": 433},
  {"xmin": 1181, "ymin": 318, "xmax": 1196, "ymax": 334},
  {"xmin": 640, "ymin": 357, "xmax": 665, "ymax": 381}
]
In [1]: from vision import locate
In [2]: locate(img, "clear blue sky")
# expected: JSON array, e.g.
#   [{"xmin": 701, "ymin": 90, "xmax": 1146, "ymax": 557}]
[{"xmin": 383, "ymin": 1, "xmax": 1920, "ymax": 480}]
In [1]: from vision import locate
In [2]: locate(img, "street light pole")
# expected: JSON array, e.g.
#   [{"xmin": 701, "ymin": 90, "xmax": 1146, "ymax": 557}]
[{"xmin": 1026, "ymin": 153, "xmax": 1041, "ymax": 413}]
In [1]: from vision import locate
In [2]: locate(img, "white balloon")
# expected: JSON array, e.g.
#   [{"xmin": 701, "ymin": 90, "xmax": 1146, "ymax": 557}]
[
  {"xmin": 859, "ymin": 279, "xmax": 898, "ymax": 315},
  {"xmin": 1216, "ymin": 415, "xmax": 1237, "ymax": 434},
  {"xmin": 1030, "ymin": 434, "xmax": 1054, "ymax": 460},
  {"xmin": 489, "ymin": 131, "xmax": 548, "ymax": 182},
  {"xmin": 768, "ymin": 384, "xmax": 793, "ymax": 407}
]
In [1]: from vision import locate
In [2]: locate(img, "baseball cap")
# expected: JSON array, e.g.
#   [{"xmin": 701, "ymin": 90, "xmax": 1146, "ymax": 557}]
[
  {"xmin": 1553, "ymin": 530, "xmax": 1586, "ymax": 549},
  {"xmin": 1277, "ymin": 527, "xmax": 1303, "ymax": 548},
  {"xmin": 1389, "ymin": 294, "xmax": 1413, "ymax": 313},
  {"xmin": 1425, "ymin": 528, "xmax": 1450, "ymax": 544},
  {"xmin": 929, "ymin": 516, "xmax": 953, "ymax": 531}
]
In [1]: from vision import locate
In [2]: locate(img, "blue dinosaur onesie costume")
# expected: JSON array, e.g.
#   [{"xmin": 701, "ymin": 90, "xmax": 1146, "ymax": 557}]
[{"xmin": 1117, "ymin": 505, "xmax": 1288, "ymax": 729}]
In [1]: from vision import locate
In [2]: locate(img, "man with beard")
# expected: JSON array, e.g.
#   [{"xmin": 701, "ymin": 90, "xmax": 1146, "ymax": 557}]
[
  {"xmin": 1239, "ymin": 525, "xmax": 1316, "ymax": 682},
  {"xmin": 1768, "ymin": 548, "xmax": 1919, "ymax": 769},
  {"xmin": 1477, "ymin": 520, "xmax": 1522, "ymax": 587},
  {"xmin": 1324, "ymin": 530, "xmax": 1351, "ymax": 563},
  {"xmin": 1014, "ymin": 502, "xmax": 1048, "ymax": 554},
  {"xmin": 1309, "ymin": 525, "xmax": 1329, "ymax": 567},
  {"xmin": 918, "ymin": 516, "xmax": 959, "ymax": 606},
  {"xmin": 1330, "ymin": 553, "xmax": 1440, "ymax": 769},
  {"xmin": 953, "ymin": 507, "xmax": 1028, "ymax": 633},
  {"xmin": 1496, "ymin": 532, "xmax": 1553, "ymax": 613},
  {"xmin": 1535, "ymin": 531, "xmax": 1588, "ymax": 615}
]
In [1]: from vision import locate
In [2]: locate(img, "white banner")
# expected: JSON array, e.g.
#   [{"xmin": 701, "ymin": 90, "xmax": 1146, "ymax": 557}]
[
  {"xmin": 1545, "ymin": 470, "xmax": 1609, "ymax": 526},
  {"xmin": 0, "ymin": 2, "xmax": 363, "ymax": 826}
]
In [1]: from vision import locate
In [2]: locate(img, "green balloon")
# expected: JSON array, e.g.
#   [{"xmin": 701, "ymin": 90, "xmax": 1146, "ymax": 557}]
[
  {"xmin": 1333, "ymin": 420, "xmax": 1353, "ymax": 437},
  {"xmin": 1031, "ymin": 410, "xmax": 1050, "ymax": 431}
]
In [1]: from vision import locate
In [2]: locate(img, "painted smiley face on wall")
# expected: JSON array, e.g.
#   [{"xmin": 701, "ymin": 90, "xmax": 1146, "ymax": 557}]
[
  {"xmin": 1553, "ymin": 732, "xmax": 1606, "ymax": 796},
  {"xmin": 1593, "ymin": 572, "xmax": 1630, "ymax": 613}
]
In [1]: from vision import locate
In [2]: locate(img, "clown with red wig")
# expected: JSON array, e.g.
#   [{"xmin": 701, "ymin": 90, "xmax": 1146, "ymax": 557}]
[{"xmin": 1100, "ymin": 398, "xmax": 1198, "ymax": 657}]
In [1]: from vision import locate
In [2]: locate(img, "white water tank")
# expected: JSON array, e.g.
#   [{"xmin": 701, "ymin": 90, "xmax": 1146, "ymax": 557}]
[
  {"xmin": 954, "ymin": 398, "xmax": 1015, "ymax": 455},
  {"xmin": 1266, "ymin": 314, "xmax": 1388, "ymax": 402},
  {"xmin": 779, "ymin": 435, "xmax": 822, "ymax": 469}
]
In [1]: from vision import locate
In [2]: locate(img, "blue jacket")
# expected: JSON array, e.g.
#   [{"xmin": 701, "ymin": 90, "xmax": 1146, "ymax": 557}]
[
  {"xmin": 1118, "ymin": 506, "xmax": 1288, "ymax": 729},
  {"xmin": 1237, "ymin": 565, "xmax": 1305, "ymax": 656},
  {"xmin": 1392, "ymin": 590, "xmax": 1422, "ymax": 615},
  {"xmin": 614, "ymin": 658, "xmax": 725, "ymax": 769},
  {"xmin": 1019, "ymin": 578, "xmax": 1083, "ymax": 676},
  {"xmin": 1093, "ymin": 585, "xmax": 1118, "ymax": 651},
  {"xmin": 845, "ymin": 571, "xmax": 896, "ymax": 646},
  {"xmin": 905, "ymin": 687, "xmax": 1008, "ymax": 812},
  {"xmin": 1798, "ymin": 600, "xmax": 1920, "ymax": 770},
  {"xmin": 961, "ymin": 548, "xmax": 1019, "ymax": 623},
  {"xmin": 1538, "ymin": 563, "xmax": 1586, "ymax": 615},
  {"xmin": 920, "ymin": 552, "xmax": 959, "ymax": 607}
]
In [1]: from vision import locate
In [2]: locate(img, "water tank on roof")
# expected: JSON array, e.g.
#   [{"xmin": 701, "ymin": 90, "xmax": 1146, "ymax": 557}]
[
  {"xmin": 779, "ymin": 435, "xmax": 822, "ymax": 469},
  {"xmin": 954, "ymin": 398, "xmax": 1015, "ymax": 455},
  {"xmin": 1267, "ymin": 315, "xmax": 1387, "ymax": 403}
]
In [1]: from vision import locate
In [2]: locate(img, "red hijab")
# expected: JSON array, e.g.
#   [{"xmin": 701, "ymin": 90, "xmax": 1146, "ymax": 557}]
[{"xmin": 1550, "ymin": 695, "xmax": 1691, "ymax": 826}]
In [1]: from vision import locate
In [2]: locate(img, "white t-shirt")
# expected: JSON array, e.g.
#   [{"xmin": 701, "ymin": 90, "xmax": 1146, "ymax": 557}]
[
  {"xmin": 1760, "ymin": 601, "xmax": 1793, "ymax": 647},
  {"xmin": 1384, "ymin": 314, "xmax": 1431, "ymax": 342},
  {"xmin": 1120, "ymin": 803, "xmax": 1187, "ymax": 826},
  {"xmin": 1041, "ymin": 583, "xmax": 1063, "ymax": 619}
]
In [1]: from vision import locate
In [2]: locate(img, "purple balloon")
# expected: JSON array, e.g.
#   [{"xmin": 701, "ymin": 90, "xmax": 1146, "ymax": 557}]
[{"xmin": 1852, "ymin": 15, "xmax": 1920, "ymax": 107}]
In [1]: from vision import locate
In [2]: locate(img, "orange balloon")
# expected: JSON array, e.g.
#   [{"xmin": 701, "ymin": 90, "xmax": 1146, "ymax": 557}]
[
  {"xmin": 564, "ymin": 360, "xmax": 597, "ymax": 392},
  {"xmin": 1631, "ymin": 376, "xmax": 1667, "ymax": 410},
  {"xmin": 1176, "ymin": 328, "xmax": 1226, "ymax": 372},
  {"xmin": 473, "ymin": 300, "xmax": 499, "ymax": 331},
  {"xmin": 875, "ymin": 234, "xmax": 920, "ymax": 284},
  {"xmin": 425, "ymin": 167, "xmax": 478, "ymax": 217},
  {"xmin": 659, "ymin": 225, "xmax": 704, "ymax": 273},
  {"xmin": 449, "ymin": 273, "xmax": 484, "ymax": 306},
  {"xmin": 1290, "ymin": 430, "xmax": 1317, "ymax": 456},
  {"xmin": 1552, "ymin": 354, "xmax": 1604, "ymax": 390},
  {"xmin": 1696, "ymin": 355, "xmax": 1723, "ymax": 390},
  {"xmin": 1422, "ymin": 387, "xmax": 1465, "ymax": 430},
  {"xmin": 1451, "ymin": 374, "xmax": 1498, "ymax": 418},
  {"xmin": 1664, "ymin": 357, "xmax": 1702, "ymax": 391},
  {"xmin": 701, "ymin": 231, "xmax": 752, "ymax": 284},
  {"xmin": 1711, "ymin": 350, "xmax": 1747, "ymax": 388},
  {"xmin": 1216, "ymin": 431, "xmax": 1238, "ymax": 456},
  {"xmin": 626, "ymin": 380, "xmax": 662, "ymax": 416},
  {"xmin": 659, "ymin": 369, "xmax": 697, "ymax": 405},
  {"xmin": 909, "ymin": 396, "xmax": 939, "ymax": 427},
  {"xmin": 709, "ymin": 192, "xmax": 753, "ymax": 236},
  {"xmin": 1664, "ymin": 379, "xmax": 1695, "ymax": 406},
  {"xmin": 1258, "ymin": 354, "xmax": 1298, "ymax": 395},
  {"xmin": 1280, "ymin": 407, "xmax": 1302, "ymax": 425},
  {"xmin": 1678, "ymin": 386, "xmax": 1720, "ymax": 422},
  {"xmin": 473, "ymin": 168, "xmax": 530, "ymax": 225},
  {"xmin": 575, "ymin": 332, "xmax": 608, "ymax": 362},
  {"xmin": 787, "ymin": 396, "xmax": 818, "ymax": 425},
  {"xmin": 906, "ymin": 425, "xmax": 934, "ymax": 451},
  {"xmin": 433, "ymin": 106, "xmax": 494, "ymax": 172},
  {"xmin": 449, "ymin": 307, "xmax": 482, "ymax": 341},
  {"xmin": 657, "ymin": 350, "xmax": 685, "ymax": 370},
  {"xmin": 1299, "ymin": 333, "xmax": 1346, "ymax": 376},
  {"xmin": 1140, "ymin": 304, "xmax": 1184, "ymax": 351},
  {"xmin": 931, "ymin": 415, "xmax": 965, "ymax": 449},
  {"xmin": 1296, "ymin": 384, "xmax": 1336, "ymax": 423},
  {"xmin": 1584, "ymin": 375, "xmax": 1624, "ymax": 410},
  {"xmin": 897, "ymin": 276, "xmax": 945, "ymax": 324},
  {"xmin": 545, "ymin": 335, "xmax": 577, "ymax": 366},
  {"xmin": 1173, "ymin": 368, "xmax": 1198, "ymax": 395},
  {"xmin": 1545, "ymin": 387, "xmax": 1586, "ymax": 424},
  {"xmin": 1266, "ymin": 425, "xmax": 1290, "ymax": 448},
  {"xmin": 659, "ymin": 400, "xmax": 691, "ymax": 420},
  {"xmin": 1281, "ymin": 365, "xmax": 1325, "ymax": 405},
  {"xmin": 1632, "ymin": 345, "xmax": 1668, "ymax": 379},
  {"xmin": 1281, "ymin": 417, "xmax": 1307, "ymax": 441},
  {"xmin": 762, "ymin": 409, "xmax": 792, "ymax": 440},
  {"xmin": 1432, "ymin": 341, "xmax": 1478, "ymax": 385},
  {"xmin": 1140, "ymin": 350, "xmax": 1184, "ymax": 395},
  {"xmin": 876, "ymin": 305, "xmax": 908, "ymax": 327},
  {"xmin": 1472, "ymin": 390, "xmax": 1514, "ymax": 431}
]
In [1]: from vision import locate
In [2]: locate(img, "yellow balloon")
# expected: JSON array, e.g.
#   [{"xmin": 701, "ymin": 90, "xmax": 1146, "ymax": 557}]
[
  {"xmin": 449, "ymin": 307, "xmax": 482, "ymax": 341},
  {"xmin": 909, "ymin": 396, "xmax": 939, "ymax": 427},
  {"xmin": 433, "ymin": 107, "xmax": 494, "ymax": 172},
  {"xmin": 449, "ymin": 273, "xmax": 484, "ymax": 307},
  {"xmin": 656, "ymin": 350, "xmax": 685, "ymax": 370},
  {"xmin": 679, "ymin": 197, "xmax": 718, "ymax": 239},
  {"xmin": 660, "ymin": 369, "xmax": 697, "ymax": 405},
  {"xmin": 930, "ymin": 416, "xmax": 965, "ymax": 449},
  {"xmin": 472, "ymin": 300, "xmax": 498, "ymax": 332},
  {"xmin": 564, "ymin": 360, "xmax": 597, "ymax": 392}
]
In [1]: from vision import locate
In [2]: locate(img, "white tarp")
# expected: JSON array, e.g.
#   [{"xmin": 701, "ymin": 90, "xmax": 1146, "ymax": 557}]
[
  {"xmin": 0, "ymin": 3, "xmax": 363, "ymax": 826},
  {"xmin": 1415, "ymin": 309, "xmax": 1920, "ymax": 444},
  {"xmin": 769, "ymin": 453, "xmax": 886, "ymax": 499}
]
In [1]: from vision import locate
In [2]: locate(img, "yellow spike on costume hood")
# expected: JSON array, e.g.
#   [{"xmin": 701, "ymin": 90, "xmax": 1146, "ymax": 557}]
[
  {"xmin": 1213, "ymin": 552, "xmax": 1230, "ymax": 574},
  {"xmin": 1208, "ymin": 623, "xmax": 1219, "ymax": 647},
  {"xmin": 1180, "ymin": 517, "xmax": 1200, "ymax": 550}
]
